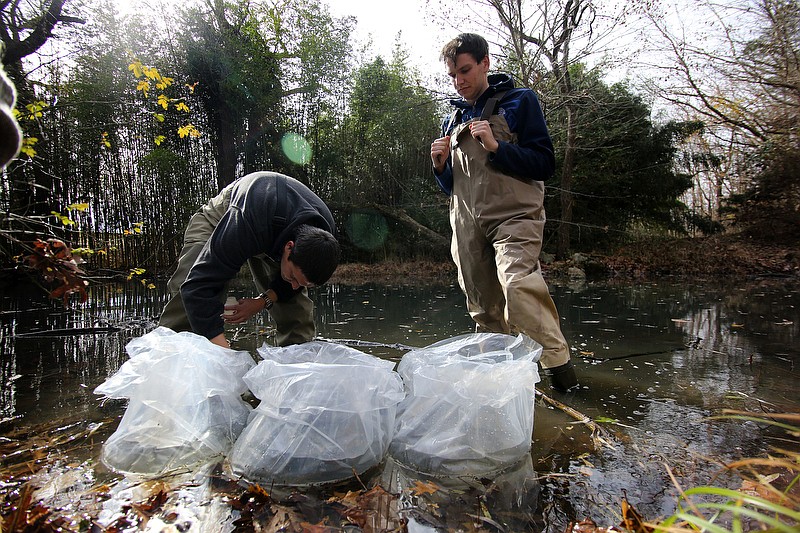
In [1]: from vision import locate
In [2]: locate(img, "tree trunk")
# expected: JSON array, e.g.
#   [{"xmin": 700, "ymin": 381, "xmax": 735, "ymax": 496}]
[
  {"xmin": 557, "ymin": 104, "xmax": 576, "ymax": 260},
  {"xmin": 215, "ymin": 104, "xmax": 237, "ymax": 191}
]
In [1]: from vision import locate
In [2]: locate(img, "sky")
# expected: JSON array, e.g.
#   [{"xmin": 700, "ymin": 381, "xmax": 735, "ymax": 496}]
[{"xmin": 326, "ymin": 0, "xmax": 446, "ymax": 78}]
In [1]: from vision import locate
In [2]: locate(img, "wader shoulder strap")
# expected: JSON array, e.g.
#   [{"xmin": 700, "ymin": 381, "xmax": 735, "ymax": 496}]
[
  {"xmin": 480, "ymin": 91, "xmax": 508, "ymax": 120},
  {"xmin": 444, "ymin": 109, "xmax": 462, "ymax": 135}
]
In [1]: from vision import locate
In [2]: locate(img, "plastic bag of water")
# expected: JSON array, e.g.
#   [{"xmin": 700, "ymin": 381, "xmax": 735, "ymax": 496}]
[
  {"xmin": 94, "ymin": 327, "xmax": 255, "ymax": 475},
  {"xmin": 389, "ymin": 333, "xmax": 541, "ymax": 476}
]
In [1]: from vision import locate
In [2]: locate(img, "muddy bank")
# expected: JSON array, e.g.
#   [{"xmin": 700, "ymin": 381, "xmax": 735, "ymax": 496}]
[{"xmin": 331, "ymin": 233, "xmax": 800, "ymax": 286}]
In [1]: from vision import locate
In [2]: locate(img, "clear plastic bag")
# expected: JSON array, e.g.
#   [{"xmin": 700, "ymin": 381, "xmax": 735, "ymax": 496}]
[
  {"xmin": 388, "ymin": 333, "xmax": 541, "ymax": 476},
  {"xmin": 227, "ymin": 341, "xmax": 405, "ymax": 485},
  {"xmin": 94, "ymin": 327, "xmax": 256, "ymax": 475}
]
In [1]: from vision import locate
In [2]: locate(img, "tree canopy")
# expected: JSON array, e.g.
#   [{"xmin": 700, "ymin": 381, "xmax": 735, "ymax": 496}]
[{"xmin": 1, "ymin": 0, "xmax": 792, "ymax": 277}]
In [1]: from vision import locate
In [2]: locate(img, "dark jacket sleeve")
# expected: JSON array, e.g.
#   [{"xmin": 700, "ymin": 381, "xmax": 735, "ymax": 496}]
[
  {"xmin": 489, "ymin": 90, "xmax": 555, "ymax": 180},
  {"xmin": 180, "ymin": 205, "xmax": 266, "ymax": 339}
]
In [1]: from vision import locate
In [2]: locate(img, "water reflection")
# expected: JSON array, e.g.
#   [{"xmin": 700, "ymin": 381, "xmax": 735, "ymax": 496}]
[{"xmin": 1, "ymin": 277, "xmax": 798, "ymax": 530}]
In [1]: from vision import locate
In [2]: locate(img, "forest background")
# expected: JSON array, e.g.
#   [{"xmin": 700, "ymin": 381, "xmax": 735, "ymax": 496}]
[{"xmin": 1, "ymin": 0, "xmax": 798, "ymax": 290}]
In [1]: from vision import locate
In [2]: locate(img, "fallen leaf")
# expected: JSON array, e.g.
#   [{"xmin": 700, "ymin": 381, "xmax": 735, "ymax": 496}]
[
  {"xmin": 619, "ymin": 497, "xmax": 652, "ymax": 533},
  {"xmin": 410, "ymin": 480, "xmax": 439, "ymax": 496}
]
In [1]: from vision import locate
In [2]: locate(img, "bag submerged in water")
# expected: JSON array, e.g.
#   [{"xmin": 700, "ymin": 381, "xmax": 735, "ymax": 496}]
[
  {"xmin": 227, "ymin": 341, "xmax": 405, "ymax": 485},
  {"xmin": 389, "ymin": 333, "xmax": 542, "ymax": 476},
  {"xmin": 94, "ymin": 327, "xmax": 255, "ymax": 475}
]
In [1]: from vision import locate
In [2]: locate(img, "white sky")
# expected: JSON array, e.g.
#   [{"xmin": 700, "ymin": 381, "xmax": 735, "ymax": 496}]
[{"xmin": 326, "ymin": 0, "xmax": 446, "ymax": 77}]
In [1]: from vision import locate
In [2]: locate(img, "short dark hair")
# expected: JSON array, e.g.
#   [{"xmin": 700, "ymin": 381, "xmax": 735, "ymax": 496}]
[
  {"xmin": 440, "ymin": 33, "xmax": 489, "ymax": 64},
  {"xmin": 288, "ymin": 224, "xmax": 340, "ymax": 285}
]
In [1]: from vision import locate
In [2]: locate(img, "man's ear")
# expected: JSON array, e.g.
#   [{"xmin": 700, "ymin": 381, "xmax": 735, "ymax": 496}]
[
  {"xmin": 480, "ymin": 55, "xmax": 490, "ymax": 71},
  {"xmin": 284, "ymin": 241, "xmax": 294, "ymax": 254}
]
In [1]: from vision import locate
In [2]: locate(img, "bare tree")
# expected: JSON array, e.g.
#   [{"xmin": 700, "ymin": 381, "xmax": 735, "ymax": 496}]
[
  {"xmin": 0, "ymin": 0, "xmax": 85, "ymax": 78},
  {"xmin": 635, "ymin": 0, "xmax": 800, "ymax": 223}
]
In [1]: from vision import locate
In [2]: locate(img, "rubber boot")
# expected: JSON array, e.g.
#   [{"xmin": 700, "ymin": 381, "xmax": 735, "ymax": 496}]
[{"xmin": 542, "ymin": 360, "xmax": 579, "ymax": 392}]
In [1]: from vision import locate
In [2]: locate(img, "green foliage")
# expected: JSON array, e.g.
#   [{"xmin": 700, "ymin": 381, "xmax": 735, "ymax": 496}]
[
  {"xmin": 545, "ymin": 68, "xmax": 698, "ymax": 250},
  {"xmin": 181, "ymin": 1, "xmax": 283, "ymax": 186},
  {"xmin": 335, "ymin": 52, "xmax": 443, "ymax": 260},
  {"xmin": 343, "ymin": 54, "xmax": 440, "ymax": 206}
]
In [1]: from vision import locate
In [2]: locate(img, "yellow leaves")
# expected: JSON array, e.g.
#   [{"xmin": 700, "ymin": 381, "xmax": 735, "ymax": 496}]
[
  {"xmin": 123, "ymin": 222, "xmax": 144, "ymax": 235},
  {"xmin": 136, "ymin": 79, "xmax": 151, "ymax": 98},
  {"xmin": 20, "ymin": 137, "xmax": 38, "ymax": 157},
  {"xmin": 156, "ymin": 76, "xmax": 174, "ymax": 90},
  {"xmin": 25, "ymin": 101, "xmax": 48, "ymax": 119},
  {"xmin": 128, "ymin": 57, "xmax": 199, "ymax": 145},
  {"xmin": 127, "ymin": 266, "xmax": 156, "ymax": 289},
  {"xmin": 142, "ymin": 65, "xmax": 160, "ymax": 81},
  {"xmin": 13, "ymin": 101, "xmax": 49, "ymax": 151},
  {"xmin": 128, "ymin": 60, "xmax": 144, "ymax": 78},
  {"xmin": 71, "ymin": 247, "xmax": 94, "ymax": 260},
  {"xmin": 178, "ymin": 124, "xmax": 200, "ymax": 138},
  {"xmin": 51, "ymin": 203, "xmax": 90, "ymax": 226},
  {"xmin": 51, "ymin": 211, "xmax": 76, "ymax": 226},
  {"xmin": 127, "ymin": 267, "xmax": 146, "ymax": 281},
  {"xmin": 101, "ymin": 132, "xmax": 111, "ymax": 148}
]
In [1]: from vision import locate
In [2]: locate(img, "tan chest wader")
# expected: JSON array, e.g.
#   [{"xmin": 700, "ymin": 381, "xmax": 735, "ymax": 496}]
[
  {"xmin": 158, "ymin": 184, "xmax": 315, "ymax": 347},
  {"xmin": 448, "ymin": 96, "xmax": 570, "ymax": 368}
]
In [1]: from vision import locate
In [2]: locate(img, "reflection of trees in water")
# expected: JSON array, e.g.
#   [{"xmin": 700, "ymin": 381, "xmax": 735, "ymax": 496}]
[
  {"xmin": 0, "ymin": 282, "xmax": 162, "ymax": 424},
  {"xmin": 546, "ymin": 280, "xmax": 800, "ymax": 527},
  {"xmin": 670, "ymin": 283, "xmax": 799, "ymax": 405}
]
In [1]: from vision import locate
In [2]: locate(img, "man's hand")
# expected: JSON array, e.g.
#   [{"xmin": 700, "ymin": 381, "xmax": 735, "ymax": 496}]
[
  {"xmin": 222, "ymin": 297, "xmax": 266, "ymax": 324},
  {"xmin": 431, "ymin": 135, "xmax": 451, "ymax": 173},
  {"xmin": 469, "ymin": 120, "xmax": 498, "ymax": 153}
]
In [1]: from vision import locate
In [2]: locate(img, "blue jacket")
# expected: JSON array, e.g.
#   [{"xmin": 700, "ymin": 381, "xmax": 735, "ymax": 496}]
[{"xmin": 434, "ymin": 73, "xmax": 555, "ymax": 195}]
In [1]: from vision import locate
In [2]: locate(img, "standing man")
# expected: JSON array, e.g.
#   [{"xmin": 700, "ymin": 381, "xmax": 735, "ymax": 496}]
[
  {"xmin": 430, "ymin": 33, "xmax": 578, "ymax": 391},
  {"xmin": 159, "ymin": 171, "xmax": 340, "ymax": 349}
]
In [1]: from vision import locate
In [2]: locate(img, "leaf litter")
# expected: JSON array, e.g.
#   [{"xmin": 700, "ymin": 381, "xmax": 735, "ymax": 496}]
[{"xmin": 0, "ymin": 411, "xmax": 657, "ymax": 533}]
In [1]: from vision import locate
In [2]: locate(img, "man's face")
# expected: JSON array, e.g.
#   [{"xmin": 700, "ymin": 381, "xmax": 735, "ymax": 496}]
[
  {"xmin": 280, "ymin": 241, "xmax": 314, "ymax": 290},
  {"xmin": 446, "ymin": 52, "xmax": 490, "ymax": 105}
]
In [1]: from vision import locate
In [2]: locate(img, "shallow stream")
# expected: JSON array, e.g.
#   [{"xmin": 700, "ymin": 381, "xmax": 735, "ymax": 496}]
[{"xmin": 1, "ymin": 276, "xmax": 798, "ymax": 531}]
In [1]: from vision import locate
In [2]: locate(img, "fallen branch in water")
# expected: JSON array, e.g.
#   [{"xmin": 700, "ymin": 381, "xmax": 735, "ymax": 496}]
[{"xmin": 535, "ymin": 388, "xmax": 618, "ymax": 449}]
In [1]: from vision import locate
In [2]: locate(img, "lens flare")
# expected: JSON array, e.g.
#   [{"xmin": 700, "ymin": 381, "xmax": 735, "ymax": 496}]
[
  {"xmin": 281, "ymin": 132, "xmax": 312, "ymax": 165},
  {"xmin": 345, "ymin": 211, "xmax": 389, "ymax": 251}
]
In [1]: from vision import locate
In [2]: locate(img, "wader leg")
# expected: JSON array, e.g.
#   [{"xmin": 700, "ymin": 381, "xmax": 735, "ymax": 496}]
[
  {"xmin": 247, "ymin": 257, "xmax": 316, "ymax": 346},
  {"xmin": 492, "ymin": 216, "xmax": 570, "ymax": 369},
  {"xmin": 450, "ymin": 204, "xmax": 509, "ymax": 334},
  {"xmin": 159, "ymin": 241, "xmax": 205, "ymax": 332}
]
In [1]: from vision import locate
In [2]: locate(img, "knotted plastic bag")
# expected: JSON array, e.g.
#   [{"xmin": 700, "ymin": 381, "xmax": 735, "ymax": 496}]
[
  {"xmin": 389, "ymin": 333, "xmax": 541, "ymax": 476},
  {"xmin": 227, "ymin": 341, "xmax": 405, "ymax": 485},
  {"xmin": 94, "ymin": 327, "xmax": 255, "ymax": 475}
]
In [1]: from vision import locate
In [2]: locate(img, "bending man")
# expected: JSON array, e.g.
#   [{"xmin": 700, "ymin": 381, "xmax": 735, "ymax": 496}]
[{"xmin": 159, "ymin": 171, "xmax": 340, "ymax": 348}]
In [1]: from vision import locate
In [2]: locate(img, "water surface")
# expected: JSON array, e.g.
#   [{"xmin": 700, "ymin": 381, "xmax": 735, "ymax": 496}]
[{"xmin": 1, "ymin": 277, "xmax": 798, "ymax": 531}]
